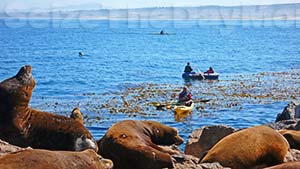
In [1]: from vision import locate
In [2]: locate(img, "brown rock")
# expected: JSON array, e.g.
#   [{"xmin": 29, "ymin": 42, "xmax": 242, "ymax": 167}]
[{"xmin": 185, "ymin": 125, "xmax": 235, "ymax": 159}]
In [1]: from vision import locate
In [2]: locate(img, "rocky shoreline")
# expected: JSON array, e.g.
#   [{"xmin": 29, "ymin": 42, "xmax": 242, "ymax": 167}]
[
  {"xmin": 1, "ymin": 65, "xmax": 300, "ymax": 169},
  {"xmin": 0, "ymin": 110, "xmax": 299, "ymax": 168}
]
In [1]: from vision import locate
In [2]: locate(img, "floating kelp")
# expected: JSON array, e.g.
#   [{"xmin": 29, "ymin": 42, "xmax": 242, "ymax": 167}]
[{"xmin": 32, "ymin": 69, "xmax": 300, "ymax": 123}]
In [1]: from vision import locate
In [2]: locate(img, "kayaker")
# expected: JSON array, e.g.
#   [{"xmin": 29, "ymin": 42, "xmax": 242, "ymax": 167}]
[
  {"xmin": 178, "ymin": 86, "xmax": 193, "ymax": 106},
  {"xmin": 205, "ymin": 67, "xmax": 214, "ymax": 74},
  {"xmin": 160, "ymin": 30, "xmax": 164, "ymax": 35},
  {"xmin": 184, "ymin": 62, "xmax": 193, "ymax": 73}
]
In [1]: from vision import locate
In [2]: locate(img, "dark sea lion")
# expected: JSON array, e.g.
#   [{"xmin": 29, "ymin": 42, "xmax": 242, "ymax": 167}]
[
  {"xmin": 264, "ymin": 162, "xmax": 300, "ymax": 169},
  {"xmin": 278, "ymin": 129, "xmax": 300, "ymax": 150},
  {"xmin": 79, "ymin": 52, "xmax": 84, "ymax": 56},
  {"xmin": 0, "ymin": 149, "xmax": 113, "ymax": 169},
  {"xmin": 70, "ymin": 107, "xmax": 84, "ymax": 125},
  {"xmin": 0, "ymin": 65, "xmax": 97, "ymax": 151},
  {"xmin": 200, "ymin": 126, "xmax": 289, "ymax": 169},
  {"xmin": 97, "ymin": 120, "xmax": 184, "ymax": 169}
]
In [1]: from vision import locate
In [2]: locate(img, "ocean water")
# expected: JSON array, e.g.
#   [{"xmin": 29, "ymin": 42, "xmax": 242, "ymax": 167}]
[{"xmin": 0, "ymin": 19, "xmax": 300, "ymax": 145}]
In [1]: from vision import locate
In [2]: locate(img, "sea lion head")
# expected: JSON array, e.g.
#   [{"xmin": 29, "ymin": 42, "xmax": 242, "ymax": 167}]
[
  {"xmin": 148, "ymin": 121, "xmax": 184, "ymax": 146},
  {"xmin": 15, "ymin": 65, "xmax": 33, "ymax": 82},
  {"xmin": 70, "ymin": 107, "xmax": 84, "ymax": 124},
  {"xmin": 74, "ymin": 134, "xmax": 98, "ymax": 152},
  {"xmin": 0, "ymin": 65, "xmax": 35, "ymax": 112},
  {"xmin": 97, "ymin": 153, "xmax": 114, "ymax": 169}
]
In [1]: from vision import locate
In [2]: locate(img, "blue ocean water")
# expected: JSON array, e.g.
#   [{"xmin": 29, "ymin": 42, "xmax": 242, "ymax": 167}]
[{"xmin": 0, "ymin": 19, "xmax": 300, "ymax": 144}]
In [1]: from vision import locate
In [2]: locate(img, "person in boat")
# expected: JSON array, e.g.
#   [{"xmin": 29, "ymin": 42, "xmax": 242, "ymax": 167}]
[
  {"xmin": 178, "ymin": 86, "xmax": 193, "ymax": 106},
  {"xmin": 160, "ymin": 30, "xmax": 164, "ymax": 35},
  {"xmin": 205, "ymin": 66, "xmax": 214, "ymax": 74},
  {"xmin": 184, "ymin": 62, "xmax": 193, "ymax": 73}
]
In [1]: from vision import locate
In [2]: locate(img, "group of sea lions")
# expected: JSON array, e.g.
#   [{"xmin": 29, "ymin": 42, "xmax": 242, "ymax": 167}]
[{"xmin": 0, "ymin": 65, "xmax": 300, "ymax": 169}]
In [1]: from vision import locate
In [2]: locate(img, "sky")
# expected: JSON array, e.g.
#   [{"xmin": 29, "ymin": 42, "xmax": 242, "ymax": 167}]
[{"xmin": 1, "ymin": 0, "xmax": 300, "ymax": 12}]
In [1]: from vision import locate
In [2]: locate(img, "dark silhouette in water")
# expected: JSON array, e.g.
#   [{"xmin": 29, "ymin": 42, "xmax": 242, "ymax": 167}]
[{"xmin": 79, "ymin": 52, "xmax": 84, "ymax": 56}]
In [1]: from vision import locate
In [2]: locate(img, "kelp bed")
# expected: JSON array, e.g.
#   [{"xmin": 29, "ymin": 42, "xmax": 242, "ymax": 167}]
[{"xmin": 32, "ymin": 69, "xmax": 300, "ymax": 124}]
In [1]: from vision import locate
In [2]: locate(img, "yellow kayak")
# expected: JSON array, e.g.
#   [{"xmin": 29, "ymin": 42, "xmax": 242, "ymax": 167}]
[{"xmin": 174, "ymin": 102, "xmax": 194, "ymax": 115}]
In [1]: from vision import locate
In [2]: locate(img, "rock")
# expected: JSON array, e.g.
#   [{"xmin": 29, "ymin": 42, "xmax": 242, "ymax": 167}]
[
  {"xmin": 276, "ymin": 101, "xmax": 300, "ymax": 122},
  {"xmin": 174, "ymin": 154, "xmax": 201, "ymax": 169},
  {"xmin": 284, "ymin": 149, "xmax": 300, "ymax": 162},
  {"xmin": 266, "ymin": 119, "xmax": 300, "ymax": 130},
  {"xmin": 185, "ymin": 125, "xmax": 235, "ymax": 159},
  {"xmin": 200, "ymin": 162, "xmax": 231, "ymax": 169},
  {"xmin": 0, "ymin": 139, "xmax": 31, "ymax": 157},
  {"xmin": 160, "ymin": 145, "xmax": 230, "ymax": 169},
  {"xmin": 174, "ymin": 154, "xmax": 230, "ymax": 169}
]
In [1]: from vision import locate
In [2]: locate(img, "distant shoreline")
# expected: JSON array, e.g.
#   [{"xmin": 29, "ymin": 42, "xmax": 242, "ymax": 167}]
[
  {"xmin": 1, "ymin": 3, "xmax": 299, "ymax": 21},
  {"xmin": 1, "ymin": 17, "xmax": 300, "ymax": 21}
]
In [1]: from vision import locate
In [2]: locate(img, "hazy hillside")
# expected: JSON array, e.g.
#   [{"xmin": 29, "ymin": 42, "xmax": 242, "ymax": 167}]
[{"xmin": 1, "ymin": 3, "xmax": 300, "ymax": 20}]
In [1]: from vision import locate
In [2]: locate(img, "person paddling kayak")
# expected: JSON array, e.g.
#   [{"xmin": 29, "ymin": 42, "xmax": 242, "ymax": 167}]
[{"xmin": 178, "ymin": 86, "xmax": 193, "ymax": 106}]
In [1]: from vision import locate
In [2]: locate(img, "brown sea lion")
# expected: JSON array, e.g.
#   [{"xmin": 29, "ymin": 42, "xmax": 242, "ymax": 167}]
[
  {"xmin": 0, "ymin": 65, "xmax": 97, "ymax": 151},
  {"xmin": 0, "ymin": 149, "xmax": 113, "ymax": 169},
  {"xmin": 200, "ymin": 126, "xmax": 289, "ymax": 169},
  {"xmin": 70, "ymin": 107, "xmax": 84, "ymax": 124},
  {"xmin": 278, "ymin": 130, "xmax": 300, "ymax": 150},
  {"xmin": 264, "ymin": 162, "xmax": 300, "ymax": 169},
  {"xmin": 97, "ymin": 120, "xmax": 184, "ymax": 169}
]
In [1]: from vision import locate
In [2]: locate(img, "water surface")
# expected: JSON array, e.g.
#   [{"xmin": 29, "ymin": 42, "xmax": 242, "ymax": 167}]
[{"xmin": 0, "ymin": 19, "xmax": 300, "ymax": 145}]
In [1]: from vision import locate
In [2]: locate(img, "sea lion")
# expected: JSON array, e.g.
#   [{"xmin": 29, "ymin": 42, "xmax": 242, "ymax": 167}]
[
  {"xmin": 200, "ymin": 126, "xmax": 289, "ymax": 169},
  {"xmin": 97, "ymin": 120, "xmax": 184, "ymax": 169},
  {"xmin": 0, "ymin": 65, "xmax": 97, "ymax": 151},
  {"xmin": 0, "ymin": 149, "xmax": 113, "ymax": 169},
  {"xmin": 278, "ymin": 130, "xmax": 300, "ymax": 150},
  {"xmin": 264, "ymin": 162, "xmax": 300, "ymax": 169},
  {"xmin": 79, "ymin": 52, "xmax": 85, "ymax": 56},
  {"xmin": 70, "ymin": 107, "xmax": 84, "ymax": 124}
]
